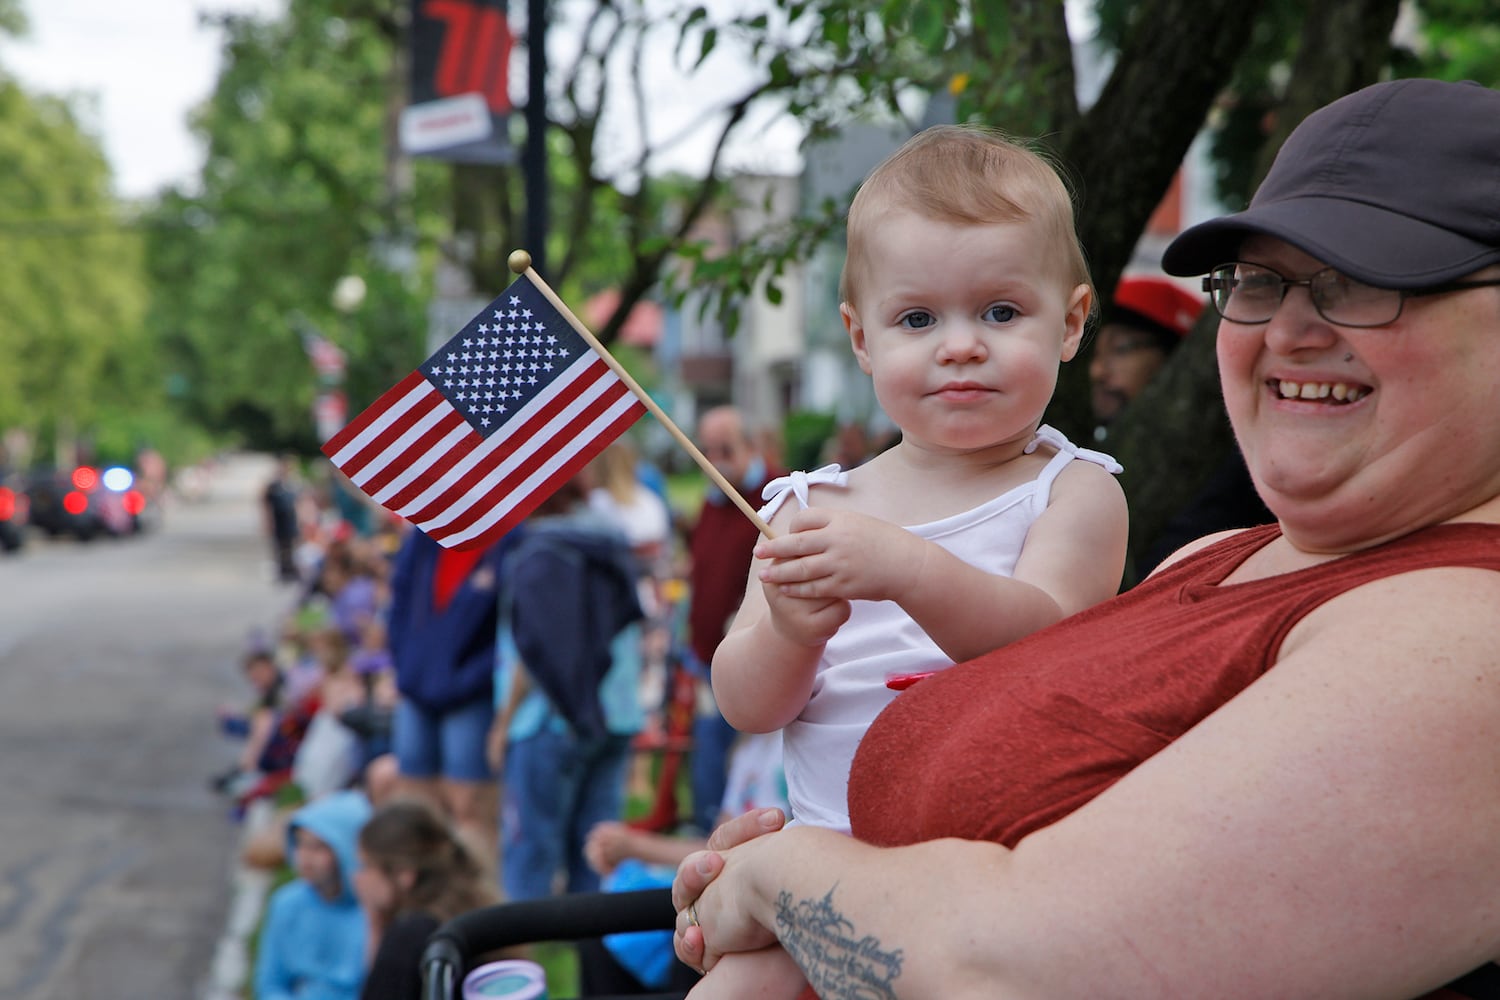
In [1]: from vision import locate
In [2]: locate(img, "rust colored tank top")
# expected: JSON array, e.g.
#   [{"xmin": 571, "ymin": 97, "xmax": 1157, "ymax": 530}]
[
  {"xmin": 845, "ymin": 522, "xmax": 1500, "ymax": 999},
  {"xmin": 850, "ymin": 522, "xmax": 1500, "ymax": 846}
]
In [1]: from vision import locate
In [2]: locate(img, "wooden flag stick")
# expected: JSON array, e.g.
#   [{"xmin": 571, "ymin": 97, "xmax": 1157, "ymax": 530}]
[{"xmin": 509, "ymin": 249, "xmax": 776, "ymax": 539}]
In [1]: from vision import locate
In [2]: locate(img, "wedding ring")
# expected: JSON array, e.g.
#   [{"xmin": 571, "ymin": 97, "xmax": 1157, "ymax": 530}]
[{"xmin": 687, "ymin": 902, "xmax": 700, "ymax": 928}]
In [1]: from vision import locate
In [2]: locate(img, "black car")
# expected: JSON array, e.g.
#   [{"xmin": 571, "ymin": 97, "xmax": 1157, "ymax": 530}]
[
  {"xmin": 0, "ymin": 467, "xmax": 27, "ymax": 552},
  {"xmin": 25, "ymin": 465, "xmax": 145, "ymax": 541}
]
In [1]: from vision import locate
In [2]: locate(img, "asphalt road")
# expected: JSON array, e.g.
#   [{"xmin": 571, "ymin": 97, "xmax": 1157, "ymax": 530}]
[{"xmin": 0, "ymin": 454, "xmax": 291, "ymax": 1000}]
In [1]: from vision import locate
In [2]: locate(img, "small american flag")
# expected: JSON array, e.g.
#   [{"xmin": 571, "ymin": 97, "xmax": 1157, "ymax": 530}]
[{"xmin": 322, "ymin": 272, "xmax": 646, "ymax": 549}]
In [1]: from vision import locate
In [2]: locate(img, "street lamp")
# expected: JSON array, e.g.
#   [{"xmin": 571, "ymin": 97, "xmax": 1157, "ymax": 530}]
[{"xmin": 332, "ymin": 274, "xmax": 368, "ymax": 315}]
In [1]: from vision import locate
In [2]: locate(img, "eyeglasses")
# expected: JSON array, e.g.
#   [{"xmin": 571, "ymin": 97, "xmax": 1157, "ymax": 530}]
[{"xmin": 1203, "ymin": 262, "xmax": 1500, "ymax": 328}]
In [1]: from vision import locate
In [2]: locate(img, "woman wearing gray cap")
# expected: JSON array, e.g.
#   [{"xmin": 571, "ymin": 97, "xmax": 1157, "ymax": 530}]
[{"xmin": 669, "ymin": 77, "xmax": 1500, "ymax": 1000}]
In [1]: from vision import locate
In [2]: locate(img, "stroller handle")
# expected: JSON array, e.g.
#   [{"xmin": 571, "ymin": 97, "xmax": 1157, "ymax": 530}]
[{"xmin": 420, "ymin": 888, "xmax": 679, "ymax": 1000}]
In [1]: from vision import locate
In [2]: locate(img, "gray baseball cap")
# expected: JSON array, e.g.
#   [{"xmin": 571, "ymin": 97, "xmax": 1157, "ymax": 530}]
[{"xmin": 1163, "ymin": 78, "xmax": 1500, "ymax": 288}]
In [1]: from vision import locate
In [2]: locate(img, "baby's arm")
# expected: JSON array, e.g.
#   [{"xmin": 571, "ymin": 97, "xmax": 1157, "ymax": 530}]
[
  {"xmin": 687, "ymin": 945, "xmax": 809, "ymax": 999},
  {"xmin": 711, "ymin": 548, "xmax": 850, "ymax": 732},
  {"xmin": 758, "ymin": 461, "xmax": 1127, "ymax": 664}
]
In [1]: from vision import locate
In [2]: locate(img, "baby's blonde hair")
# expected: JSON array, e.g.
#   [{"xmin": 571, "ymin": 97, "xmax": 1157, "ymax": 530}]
[{"xmin": 839, "ymin": 124, "xmax": 1094, "ymax": 311}]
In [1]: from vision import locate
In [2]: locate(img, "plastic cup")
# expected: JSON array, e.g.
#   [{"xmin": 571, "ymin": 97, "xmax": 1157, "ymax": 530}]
[{"xmin": 461, "ymin": 959, "xmax": 548, "ymax": 1000}]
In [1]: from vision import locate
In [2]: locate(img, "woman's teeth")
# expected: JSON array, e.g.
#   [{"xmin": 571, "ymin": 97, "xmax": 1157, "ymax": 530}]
[{"xmin": 1277, "ymin": 380, "xmax": 1368, "ymax": 403}]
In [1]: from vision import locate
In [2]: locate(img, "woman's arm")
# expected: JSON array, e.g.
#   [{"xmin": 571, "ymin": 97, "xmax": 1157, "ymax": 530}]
[{"xmin": 679, "ymin": 567, "xmax": 1500, "ymax": 998}]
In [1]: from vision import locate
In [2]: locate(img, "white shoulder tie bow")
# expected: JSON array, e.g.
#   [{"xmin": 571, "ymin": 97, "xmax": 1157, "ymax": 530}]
[
  {"xmin": 759, "ymin": 464, "xmax": 850, "ymax": 521},
  {"xmin": 1023, "ymin": 424, "xmax": 1124, "ymax": 474}
]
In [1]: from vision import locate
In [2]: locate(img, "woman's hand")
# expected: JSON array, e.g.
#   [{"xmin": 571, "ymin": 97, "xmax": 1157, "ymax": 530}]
[{"xmin": 673, "ymin": 808, "xmax": 787, "ymax": 972}]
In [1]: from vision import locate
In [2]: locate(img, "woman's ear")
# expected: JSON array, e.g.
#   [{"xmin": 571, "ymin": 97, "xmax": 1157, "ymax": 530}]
[
  {"xmin": 1060, "ymin": 283, "xmax": 1093, "ymax": 363},
  {"xmin": 842, "ymin": 302, "xmax": 873, "ymax": 375}
]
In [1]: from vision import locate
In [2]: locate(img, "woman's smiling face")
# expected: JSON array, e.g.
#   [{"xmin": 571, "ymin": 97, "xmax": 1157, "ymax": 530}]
[{"xmin": 1219, "ymin": 236, "xmax": 1500, "ymax": 551}]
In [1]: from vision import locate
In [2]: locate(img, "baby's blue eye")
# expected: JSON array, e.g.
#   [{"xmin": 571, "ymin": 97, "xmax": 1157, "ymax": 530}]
[
  {"xmin": 984, "ymin": 304, "xmax": 1018, "ymax": 323},
  {"xmin": 898, "ymin": 311, "xmax": 936, "ymax": 330}
]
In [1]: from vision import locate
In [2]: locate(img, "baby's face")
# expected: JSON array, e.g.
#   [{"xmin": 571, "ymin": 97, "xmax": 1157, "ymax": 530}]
[{"xmin": 843, "ymin": 211, "xmax": 1089, "ymax": 455}]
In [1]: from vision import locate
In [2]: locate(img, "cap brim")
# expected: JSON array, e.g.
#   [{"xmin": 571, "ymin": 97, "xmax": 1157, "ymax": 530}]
[{"xmin": 1162, "ymin": 196, "xmax": 1500, "ymax": 288}]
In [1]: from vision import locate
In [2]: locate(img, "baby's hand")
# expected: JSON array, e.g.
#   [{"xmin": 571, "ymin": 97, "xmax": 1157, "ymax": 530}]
[
  {"xmin": 756, "ymin": 508, "xmax": 924, "ymax": 604},
  {"xmin": 761, "ymin": 584, "xmax": 850, "ymax": 648},
  {"xmin": 686, "ymin": 946, "xmax": 807, "ymax": 999}
]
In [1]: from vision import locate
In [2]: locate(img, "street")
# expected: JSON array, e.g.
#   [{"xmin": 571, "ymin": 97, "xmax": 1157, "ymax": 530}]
[{"xmin": 0, "ymin": 454, "xmax": 290, "ymax": 1000}]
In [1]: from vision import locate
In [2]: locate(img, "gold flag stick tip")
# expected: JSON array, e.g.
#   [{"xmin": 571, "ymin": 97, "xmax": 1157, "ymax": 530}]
[{"xmin": 508, "ymin": 249, "xmax": 532, "ymax": 274}]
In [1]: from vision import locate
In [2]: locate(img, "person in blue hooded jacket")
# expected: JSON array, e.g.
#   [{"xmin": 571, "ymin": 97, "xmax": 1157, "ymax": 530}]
[{"xmin": 254, "ymin": 789, "xmax": 372, "ymax": 1000}]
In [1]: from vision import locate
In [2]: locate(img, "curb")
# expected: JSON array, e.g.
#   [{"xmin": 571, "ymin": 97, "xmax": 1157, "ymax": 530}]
[{"xmin": 202, "ymin": 799, "xmax": 278, "ymax": 999}]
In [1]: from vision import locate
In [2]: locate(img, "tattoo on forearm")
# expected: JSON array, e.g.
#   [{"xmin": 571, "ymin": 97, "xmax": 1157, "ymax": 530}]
[{"xmin": 775, "ymin": 887, "xmax": 903, "ymax": 999}]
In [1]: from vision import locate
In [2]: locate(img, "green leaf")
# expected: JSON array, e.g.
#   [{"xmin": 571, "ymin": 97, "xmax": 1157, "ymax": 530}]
[
  {"xmin": 697, "ymin": 27, "xmax": 718, "ymax": 68},
  {"xmin": 911, "ymin": 1, "xmax": 947, "ymax": 53},
  {"xmin": 768, "ymin": 51, "xmax": 793, "ymax": 86},
  {"xmin": 823, "ymin": 15, "xmax": 849, "ymax": 52}
]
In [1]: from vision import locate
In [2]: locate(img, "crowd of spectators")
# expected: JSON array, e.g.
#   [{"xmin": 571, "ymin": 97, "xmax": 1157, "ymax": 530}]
[{"xmin": 218, "ymin": 421, "xmax": 808, "ymax": 998}]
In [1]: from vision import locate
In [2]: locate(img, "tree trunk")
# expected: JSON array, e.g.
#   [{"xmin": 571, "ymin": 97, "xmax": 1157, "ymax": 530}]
[
  {"xmin": 1047, "ymin": 0, "xmax": 1266, "ymax": 446},
  {"xmin": 1098, "ymin": 0, "xmax": 1402, "ymax": 584}
]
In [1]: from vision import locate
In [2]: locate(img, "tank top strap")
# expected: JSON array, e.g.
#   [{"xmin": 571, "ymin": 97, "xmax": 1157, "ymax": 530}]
[
  {"xmin": 1021, "ymin": 424, "xmax": 1123, "ymax": 516},
  {"xmin": 758, "ymin": 464, "xmax": 850, "ymax": 522}
]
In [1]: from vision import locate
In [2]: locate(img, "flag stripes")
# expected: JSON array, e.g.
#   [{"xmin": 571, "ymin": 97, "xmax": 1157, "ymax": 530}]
[{"xmin": 322, "ymin": 271, "xmax": 649, "ymax": 550}]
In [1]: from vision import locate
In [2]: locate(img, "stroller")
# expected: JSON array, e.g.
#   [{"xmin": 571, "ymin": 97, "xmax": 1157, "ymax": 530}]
[{"xmin": 419, "ymin": 887, "xmax": 689, "ymax": 1000}]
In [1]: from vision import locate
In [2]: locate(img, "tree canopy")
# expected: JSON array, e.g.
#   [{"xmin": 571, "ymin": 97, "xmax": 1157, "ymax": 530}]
[
  {"xmin": 0, "ymin": 75, "xmax": 150, "ymax": 465},
  {"xmin": 4, "ymin": 0, "xmax": 1498, "ymax": 569}
]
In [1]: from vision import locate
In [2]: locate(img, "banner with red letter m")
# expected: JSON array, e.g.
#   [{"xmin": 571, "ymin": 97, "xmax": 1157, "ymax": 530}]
[{"xmin": 402, "ymin": 0, "xmax": 515, "ymax": 163}]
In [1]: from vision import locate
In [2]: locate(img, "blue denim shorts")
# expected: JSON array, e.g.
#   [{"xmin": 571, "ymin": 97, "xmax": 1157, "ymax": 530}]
[{"xmin": 392, "ymin": 696, "xmax": 494, "ymax": 782}]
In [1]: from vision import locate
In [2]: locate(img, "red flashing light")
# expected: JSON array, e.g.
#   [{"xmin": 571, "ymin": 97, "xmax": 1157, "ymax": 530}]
[
  {"xmin": 122, "ymin": 490, "xmax": 146, "ymax": 516},
  {"xmin": 63, "ymin": 490, "xmax": 89, "ymax": 515},
  {"xmin": 0, "ymin": 487, "xmax": 13, "ymax": 520},
  {"xmin": 72, "ymin": 466, "xmax": 99, "ymax": 491}
]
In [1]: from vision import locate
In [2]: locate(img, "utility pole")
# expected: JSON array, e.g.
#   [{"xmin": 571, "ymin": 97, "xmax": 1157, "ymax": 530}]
[{"xmin": 523, "ymin": 0, "xmax": 548, "ymax": 278}]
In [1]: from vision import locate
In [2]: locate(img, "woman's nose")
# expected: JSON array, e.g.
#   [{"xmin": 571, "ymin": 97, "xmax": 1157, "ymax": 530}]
[{"xmin": 1262, "ymin": 285, "xmax": 1340, "ymax": 355}]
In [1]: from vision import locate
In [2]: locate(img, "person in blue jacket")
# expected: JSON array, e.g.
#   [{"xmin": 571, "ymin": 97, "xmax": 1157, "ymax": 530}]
[
  {"xmin": 385, "ymin": 526, "xmax": 511, "ymax": 859},
  {"xmin": 254, "ymin": 789, "xmax": 373, "ymax": 1000}
]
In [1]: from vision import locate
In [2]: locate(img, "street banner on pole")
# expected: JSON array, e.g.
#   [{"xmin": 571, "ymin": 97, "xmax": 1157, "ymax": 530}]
[{"xmin": 404, "ymin": 0, "xmax": 515, "ymax": 163}]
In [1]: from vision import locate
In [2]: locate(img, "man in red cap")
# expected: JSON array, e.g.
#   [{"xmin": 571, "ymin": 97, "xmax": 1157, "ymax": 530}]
[
  {"xmin": 1089, "ymin": 274, "xmax": 1272, "ymax": 577},
  {"xmin": 1088, "ymin": 275, "xmax": 1205, "ymax": 433}
]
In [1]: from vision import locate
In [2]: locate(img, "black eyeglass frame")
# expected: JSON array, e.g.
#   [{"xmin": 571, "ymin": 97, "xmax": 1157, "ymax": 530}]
[{"xmin": 1202, "ymin": 262, "xmax": 1500, "ymax": 328}]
